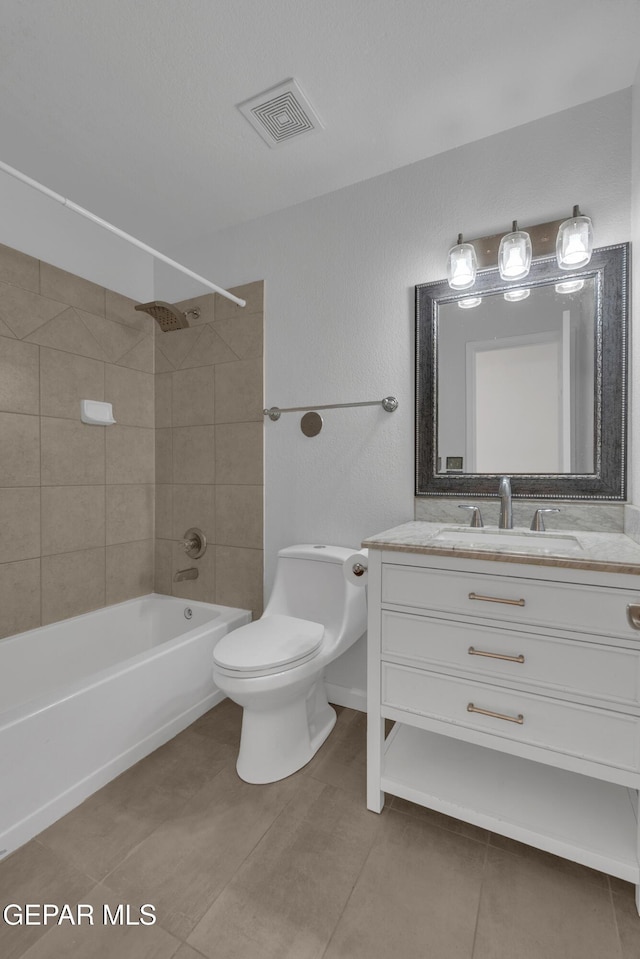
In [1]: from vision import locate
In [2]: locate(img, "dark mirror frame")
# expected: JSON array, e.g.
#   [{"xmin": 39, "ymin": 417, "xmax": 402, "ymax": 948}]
[{"xmin": 415, "ymin": 243, "xmax": 629, "ymax": 500}]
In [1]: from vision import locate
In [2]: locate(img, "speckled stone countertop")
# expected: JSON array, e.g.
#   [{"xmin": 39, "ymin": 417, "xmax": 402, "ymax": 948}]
[{"xmin": 362, "ymin": 521, "xmax": 640, "ymax": 575}]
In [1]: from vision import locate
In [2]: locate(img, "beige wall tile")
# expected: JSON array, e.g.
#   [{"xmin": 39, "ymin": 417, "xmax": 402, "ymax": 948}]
[
  {"xmin": 173, "ymin": 426, "xmax": 215, "ymax": 485},
  {"xmin": 214, "ymin": 422, "xmax": 263, "ymax": 485},
  {"xmin": 0, "ymin": 412, "xmax": 40, "ymax": 486},
  {"xmin": 215, "ymin": 486, "xmax": 262, "ymax": 548},
  {"xmin": 155, "ymin": 372, "xmax": 172, "ymax": 428},
  {"xmin": 26, "ymin": 307, "xmax": 108, "ymax": 360},
  {"xmin": 41, "ymin": 417, "xmax": 105, "ymax": 486},
  {"xmin": 214, "ymin": 280, "xmax": 264, "ymax": 321},
  {"xmin": 172, "ymin": 365, "xmax": 215, "ymax": 426},
  {"xmin": 215, "ymin": 546, "xmax": 263, "ymax": 618},
  {"xmin": 41, "ymin": 547, "xmax": 106, "ymax": 625},
  {"xmin": 105, "ymin": 364, "xmax": 154, "ymax": 427},
  {"xmin": 172, "ymin": 541, "xmax": 215, "ymax": 603},
  {"xmin": 105, "ymin": 289, "xmax": 155, "ymax": 335},
  {"xmin": 156, "ymin": 326, "xmax": 206, "ymax": 370},
  {"xmin": 172, "ymin": 484, "xmax": 215, "ymax": 542},
  {"xmin": 80, "ymin": 311, "xmax": 145, "ymax": 363},
  {"xmin": 179, "ymin": 325, "xmax": 238, "ymax": 368},
  {"xmin": 155, "ymin": 427, "xmax": 173, "ymax": 484},
  {"xmin": 0, "ymin": 317, "xmax": 15, "ymax": 338},
  {"xmin": 214, "ymin": 312, "xmax": 263, "ymax": 359},
  {"xmin": 154, "ymin": 538, "xmax": 173, "ymax": 595},
  {"xmin": 107, "ymin": 484, "xmax": 154, "ymax": 544},
  {"xmin": 0, "ymin": 559, "xmax": 40, "ymax": 638},
  {"xmin": 0, "ymin": 488, "xmax": 40, "ymax": 563},
  {"xmin": 214, "ymin": 357, "xmax": 263, "ymax": 423},
  {"xmin": 116, "ymin": 334, "xmax": 154, "ymax": 373},
  {"xmin": 154, "ymin": 484, "xmax": 173, "ymax": 540},
  {"xmin": 106, "ymin": 540, "xmax": 154, "ymax": 604},
  {"xmin": 0, "ymin": 281, "xmax": 67, "ymax": 339},
  {"xmin": 106, "ymin": 425, "xmax": 154, "ymax": 484},
  {"xmin": 0, "ymin": 336, "xmax": 39, "ymax": 414},
  {"xmin": 40, "ymin": 348, "xmax": 104, "ymax": 419},
  {"xmin": 155, "ymin": 340, "xmax": 175, "ymax": 373},
  {"xmin": 41, "ymin": 486, "xmax": 106, "ymax": 555},
  {"xmin": 0, "ymin": 242, "xmax": 39, "ymax": 292},
  {"xmin": 40, "ymin": 261, "xmax": 105, "ymax": 316}
]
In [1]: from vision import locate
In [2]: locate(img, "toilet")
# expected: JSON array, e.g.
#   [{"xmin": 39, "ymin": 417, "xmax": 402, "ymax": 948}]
[{"xmin": 212, "ymin": 544, "xmax": 367, "ymax": 783}]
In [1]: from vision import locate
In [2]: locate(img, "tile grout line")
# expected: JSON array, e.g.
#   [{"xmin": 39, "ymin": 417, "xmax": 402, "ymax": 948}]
[{"xmin": 469, "ymin": 837, "xmax": 491, "ymax": 959}]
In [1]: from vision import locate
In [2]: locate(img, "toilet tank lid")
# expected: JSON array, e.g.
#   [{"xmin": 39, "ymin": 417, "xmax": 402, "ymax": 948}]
[{"xmin": 278, "ymin": 544, "xmax": 358, "ymax": 564}]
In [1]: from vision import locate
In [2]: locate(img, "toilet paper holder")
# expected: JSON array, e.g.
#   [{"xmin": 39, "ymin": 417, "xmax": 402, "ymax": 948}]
[{"xmin": 352, "ymin": 562, "xmax": 367, "ymax": 577}]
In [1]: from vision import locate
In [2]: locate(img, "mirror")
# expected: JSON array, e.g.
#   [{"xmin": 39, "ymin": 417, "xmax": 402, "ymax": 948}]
[{"xmin": 415, "ymin": 243, "xmax": 629, "ymax": 500}]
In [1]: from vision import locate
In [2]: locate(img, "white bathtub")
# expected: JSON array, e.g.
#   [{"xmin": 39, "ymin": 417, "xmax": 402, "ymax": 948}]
[{"xmin": 0, "ymin": 593, "xmax": 250, "ymax": 859}]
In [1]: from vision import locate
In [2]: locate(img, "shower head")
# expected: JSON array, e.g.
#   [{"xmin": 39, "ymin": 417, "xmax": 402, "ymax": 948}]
[{"xmin": 134, "ymin": 300, "xmax": 200, "ymax": 332}]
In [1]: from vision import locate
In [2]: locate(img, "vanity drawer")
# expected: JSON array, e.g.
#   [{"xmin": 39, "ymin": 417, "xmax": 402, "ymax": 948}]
[
  {"xmin": 381, "ymin": 564, "xmax": 640, "ymax": 640},
  {"xmin": 381, "ymin": 663, "xmax": 640, "ymax": 773},
  {"xmin": 381, "ymin": 610, "xmax": 640, "ymax": 708}
]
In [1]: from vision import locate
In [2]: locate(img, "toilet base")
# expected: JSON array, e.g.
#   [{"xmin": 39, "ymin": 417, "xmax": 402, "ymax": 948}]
[{"xmin": 235, "ymin": 680, "xmax": 336, "ymax": 784}]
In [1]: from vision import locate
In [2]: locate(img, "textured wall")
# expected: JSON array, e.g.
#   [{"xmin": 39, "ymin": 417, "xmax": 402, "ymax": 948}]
[
  {"xmin": 0, "ymin": 243, "xmax": 155, "ymax": 639},
  {"xmin": 153, "ymin": 282, "xmax": 264, "ymax": 618}
]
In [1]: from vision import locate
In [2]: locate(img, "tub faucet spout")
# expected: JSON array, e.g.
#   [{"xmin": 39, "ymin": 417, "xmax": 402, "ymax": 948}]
[
  {"xmin": 174, "ymin": 567, "xmax": 198, "ymax": 582},
  {"xmin": 498, "ymin": 476, "xmax": 513, "ymax": 529}
]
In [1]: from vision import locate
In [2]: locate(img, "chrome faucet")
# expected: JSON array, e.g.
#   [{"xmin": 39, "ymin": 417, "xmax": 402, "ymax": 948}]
[{"xmin": 498, "ymin": 476, "xmax": 513, "ymax": 529}]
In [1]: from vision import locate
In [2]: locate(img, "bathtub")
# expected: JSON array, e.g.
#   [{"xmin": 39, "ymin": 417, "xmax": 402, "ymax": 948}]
[{"xmin": 0, "ymin": 593, "xmax": 251, "ymax": 860}]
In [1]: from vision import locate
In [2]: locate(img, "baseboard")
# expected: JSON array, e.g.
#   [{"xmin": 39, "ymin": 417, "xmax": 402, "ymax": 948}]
[{"xmin": 326, "ymin": 683, "xmax": 366, "ymax": 713}]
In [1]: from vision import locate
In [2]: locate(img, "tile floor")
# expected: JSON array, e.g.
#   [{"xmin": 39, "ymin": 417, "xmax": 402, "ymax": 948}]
[{"xmin": 1, "ymin": 700, "xmax": 639, "ymax": 959}]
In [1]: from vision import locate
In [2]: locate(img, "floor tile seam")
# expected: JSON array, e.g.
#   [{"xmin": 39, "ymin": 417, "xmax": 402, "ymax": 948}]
[
  {"xmin": 469, "ymin": 841, "xmax": 490, "ymax": 959},
  {"xmin": 32, "ymin": 837, "xmax": 103, "ymax": 888},
  {"xmin": 608, "ymin": 879, "xmax": 628, "ymax": 959},
  {"xmin": 388, "ymin": 803, "xmax": 491, "ymax": 849},
  {"xmin": 484, "ymin": 836, "xmax": 613, "ymax": 890},
  {"xmin": 183, "ymin": 789, "xmax": 300, "ymax": 945},
  {"xmin": 317, "ymin": 822, "xmax": 385, "ymax": 959}
]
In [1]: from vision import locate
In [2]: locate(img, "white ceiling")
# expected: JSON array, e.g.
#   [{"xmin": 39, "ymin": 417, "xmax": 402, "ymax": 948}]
[{"xmin": 1, "ymin": 0, "xmax": 639, "ymax": 252}]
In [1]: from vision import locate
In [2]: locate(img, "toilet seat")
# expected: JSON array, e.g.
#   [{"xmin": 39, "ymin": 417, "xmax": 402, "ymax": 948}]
[{"xmin": 213, "ymin": 614, "xmax": 325, "ymax": 677}]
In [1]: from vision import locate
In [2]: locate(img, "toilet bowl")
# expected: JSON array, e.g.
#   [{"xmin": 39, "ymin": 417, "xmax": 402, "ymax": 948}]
[{"xmin": 212, "ymin": 544, "xmax": 367, "ymax": 783}]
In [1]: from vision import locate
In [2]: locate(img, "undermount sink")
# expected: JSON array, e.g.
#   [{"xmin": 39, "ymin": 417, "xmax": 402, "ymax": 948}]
[{"xmin": 433, "ymin": 527, "xmax": 583, "ymax": 554}]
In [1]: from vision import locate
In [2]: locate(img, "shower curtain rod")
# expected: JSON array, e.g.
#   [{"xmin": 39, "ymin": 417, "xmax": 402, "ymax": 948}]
[{"xmin": 0, "ymin": 159, "xmax": 246, "ymax": 308}]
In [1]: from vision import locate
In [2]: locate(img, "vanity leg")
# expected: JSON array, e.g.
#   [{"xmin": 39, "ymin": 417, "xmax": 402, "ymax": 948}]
[
  {"xmin": 635, "ymin": 884, "xmax": 640, "ymax": 917},
  {"xmin": 367, "ymin": 715, "xmax": 385, "ymax": 813}
]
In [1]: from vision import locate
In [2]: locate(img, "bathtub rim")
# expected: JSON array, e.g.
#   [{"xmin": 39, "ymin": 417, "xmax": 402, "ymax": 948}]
[{"xmin": 0, "ymin": 593, "xmax": 250, "ymax": 728}]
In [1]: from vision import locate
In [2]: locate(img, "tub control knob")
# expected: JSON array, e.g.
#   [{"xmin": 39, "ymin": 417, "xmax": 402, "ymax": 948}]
[{"xmin": 182, "ymin": 527, "xmax": 207, "ymax": 559}]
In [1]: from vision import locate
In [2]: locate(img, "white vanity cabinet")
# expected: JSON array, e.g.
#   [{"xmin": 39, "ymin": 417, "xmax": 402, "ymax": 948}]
[{"xmin": 365, "ymin": 547, "xmax": 640, "ymax": 912}]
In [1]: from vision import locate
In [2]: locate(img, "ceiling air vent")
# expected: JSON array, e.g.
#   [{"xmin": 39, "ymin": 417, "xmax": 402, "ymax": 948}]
[{"xmin": 237, "ymin": 78, "xmax": 323, "ymax": 148}]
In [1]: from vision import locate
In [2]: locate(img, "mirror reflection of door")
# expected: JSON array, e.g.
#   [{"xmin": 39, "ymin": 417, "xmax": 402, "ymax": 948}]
[{"xmin": 466, "ymin": 324, "xmax": 570, "ymax": 473}]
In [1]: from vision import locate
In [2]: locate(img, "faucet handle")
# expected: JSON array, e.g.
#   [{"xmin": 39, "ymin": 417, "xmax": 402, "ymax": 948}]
[
  {"xmin": 458, "ymin": 505, "xmax": 484, "ymax": 528},
  {"xmin": 530, "ymin": 508, "xmax": 560, "ymax": 532}
]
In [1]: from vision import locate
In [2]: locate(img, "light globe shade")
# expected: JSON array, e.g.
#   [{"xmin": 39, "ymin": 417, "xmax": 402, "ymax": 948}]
[
  {"xmin": 458, "ymin": 296, "xmax": 482, "ymax": 309},
  {"xmin": 447, "ymin": 238, "xmax": 477, "ymax": 290},
  {"xmin": 504, "ymin": 288, "xmax": 530, "ymax": 302},
  {"xmin": 556, "ymin": 211, "xmax": 593, "ymax": 269},
  {"xmin": 498, "ymin": 226, "xmax": 532, "ymax": 281}
]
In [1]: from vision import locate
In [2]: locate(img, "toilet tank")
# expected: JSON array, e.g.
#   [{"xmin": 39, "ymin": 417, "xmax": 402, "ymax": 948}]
[{"xmin": 265, "ymin": 545, "xmax": 366, "ymax": 647}]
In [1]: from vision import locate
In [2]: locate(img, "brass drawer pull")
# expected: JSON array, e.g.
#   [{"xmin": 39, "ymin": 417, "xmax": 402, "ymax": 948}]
[
  {"xmin": 467, "ymin": 702, "xmax": 524, "ymax": 724},
  {"xmin": 468, "ymin": 591, "xmax": 525, "ymax": 607},
  {"xmin": 468, "ymin": 646, "xmax": 525, "ymax": 664},
  {"xmin": 626, "ymin": 604, "xmax": 640, "ymax": 630}
]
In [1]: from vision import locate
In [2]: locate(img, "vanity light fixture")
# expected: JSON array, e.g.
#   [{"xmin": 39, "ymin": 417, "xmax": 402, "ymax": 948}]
[
  {"xmin": 498, "ymin": 221, "xmax": 532, "ymax": 281},
  {"xmin": 556, "ymin": 205, "xmax": 593, "ymax": 270},
  {"xmin": 458, "ymin": 296, "xmax": 482, "ymax": 309},
  {"xmin": 447, "ymin": 234, "xmax": 478, "ymax": 290},
  {"xmin": 555, "ymin": 279, "xmax": 585, "ymax": 295},
  {"xmin": 503, "ymin": 288, "xmax": 530, "ymax": 302}
]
